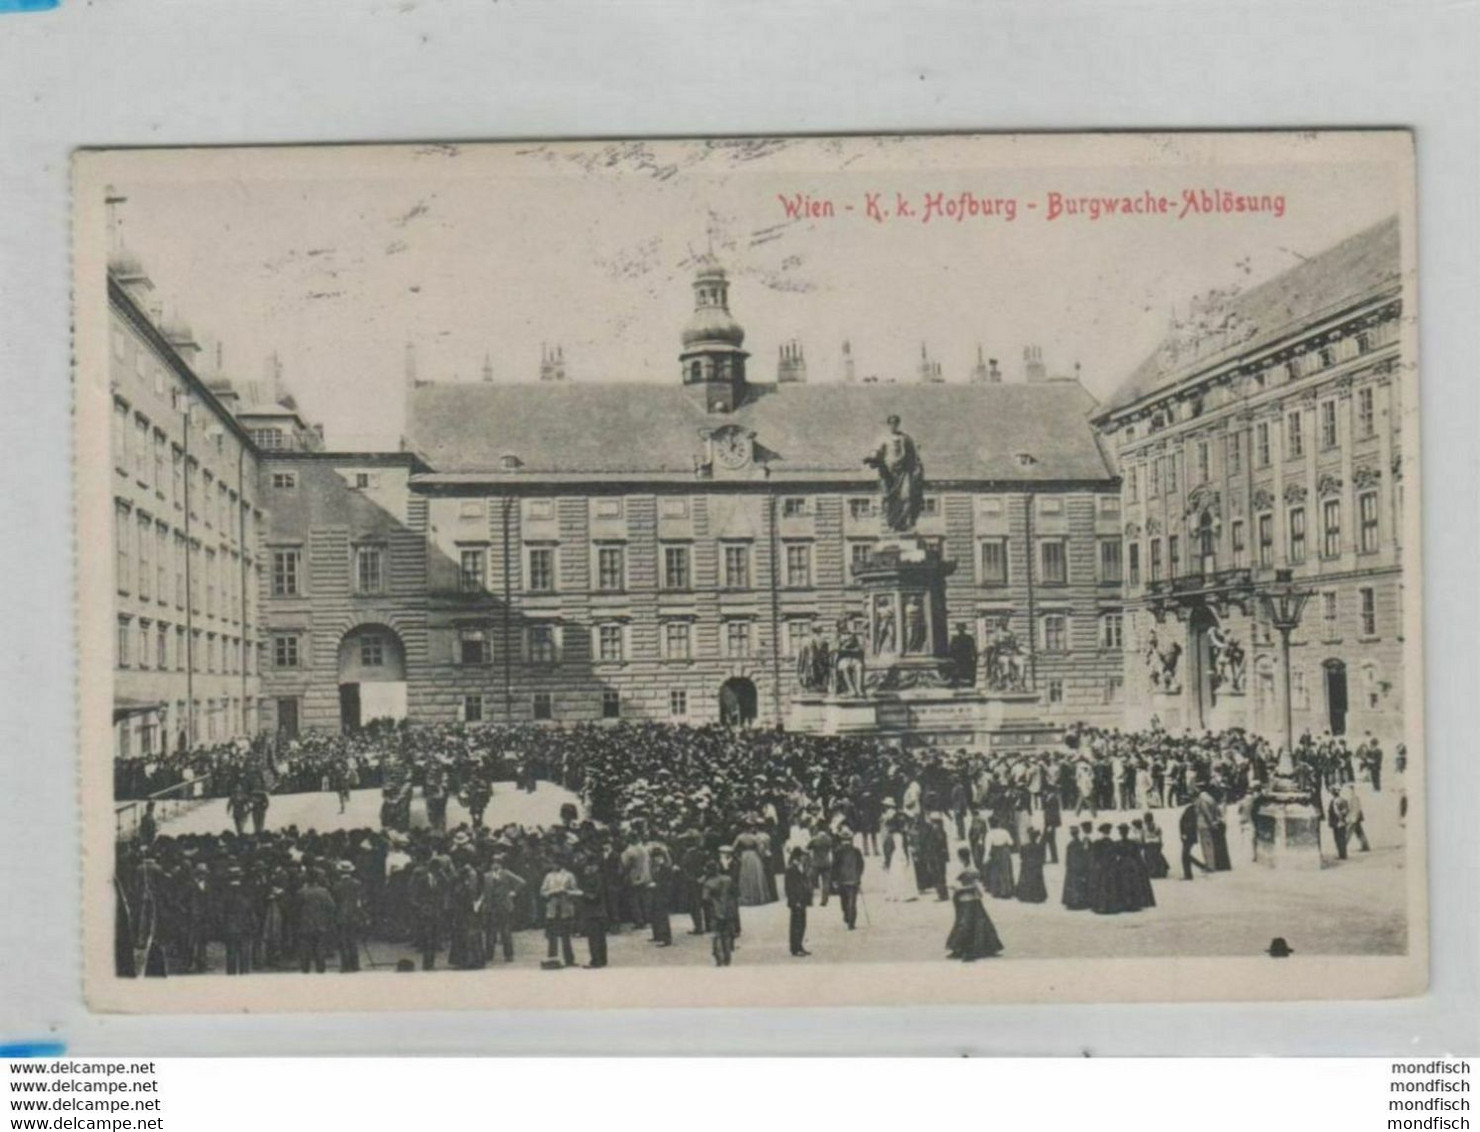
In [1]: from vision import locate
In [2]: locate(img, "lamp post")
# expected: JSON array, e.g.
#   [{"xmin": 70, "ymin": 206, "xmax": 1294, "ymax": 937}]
[{"xmin": 1259, "ymin": 567, "xmax": 1313, "ymax": 762}]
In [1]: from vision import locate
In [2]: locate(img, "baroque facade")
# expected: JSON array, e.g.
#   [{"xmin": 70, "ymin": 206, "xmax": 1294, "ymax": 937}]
[{"xmin": 1092, "ymin": 216, "xmax": 1408, "ymax": 746}]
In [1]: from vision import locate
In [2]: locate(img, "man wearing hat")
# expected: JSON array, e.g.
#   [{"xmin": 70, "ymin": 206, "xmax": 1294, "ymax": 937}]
[
  {"xmin": 831, "ymin": 828, "xmax": 865, "ymax": 930},
  {"xmin": 296, "ymin": 868, "xmax": 337, "ymax": 974},
  {"xmin": 480, "ymin": 854, "xmax": 526, "ymax": 965},
  {"xmin": 784, "ymin": 847, "xmax": 813, "ymax": 957},
  {"xmin": 331, "ymin": 860, "xmax": 364, "ymax": 973}
]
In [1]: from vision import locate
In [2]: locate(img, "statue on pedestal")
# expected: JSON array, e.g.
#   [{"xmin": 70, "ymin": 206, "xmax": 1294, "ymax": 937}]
[
  {"xmin": 834, "ymin": 619, "xmax": 866, "ymax": 697},
  {"xmin": 863, "ymin": 414, "xmax": 925, "ymax": 533}
]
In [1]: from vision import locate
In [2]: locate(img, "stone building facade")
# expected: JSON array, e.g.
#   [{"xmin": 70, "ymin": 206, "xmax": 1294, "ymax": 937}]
[{"xmin": 1092, "ymin": 216, "xmax": 1409, "ymax": 747}]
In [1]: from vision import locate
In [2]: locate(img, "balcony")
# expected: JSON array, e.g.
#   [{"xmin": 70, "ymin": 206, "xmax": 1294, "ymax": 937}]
[{"xmin": 1143, "ymin": 566, "xmax": 1255, "ymax": 619}]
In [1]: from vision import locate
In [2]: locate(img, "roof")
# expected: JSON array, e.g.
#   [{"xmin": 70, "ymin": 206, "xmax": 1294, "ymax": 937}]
[
  {"xmin": 1098, "ymin": 215, "xmax": 1401, "ymax": 420},
  {"xmin": 407, "ymin": 379, "xmax": 1114, "ymax": 485}
]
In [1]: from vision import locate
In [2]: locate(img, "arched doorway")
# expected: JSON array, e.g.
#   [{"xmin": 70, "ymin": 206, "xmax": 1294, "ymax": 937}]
[
  {"xmin": 719, "ymin": 677, "xmax": 758, "ymax": 727},
  {"xmin": 337, "ymin": 624, "xmax": 408, "ymax": 732},
  {"xmin": 1323, "ymin": 658, "xmax": 1349, "ymax": 737},
  {"xmin": 1187, "ymin": 605, "xmax": 1221, "ymax": 729}
]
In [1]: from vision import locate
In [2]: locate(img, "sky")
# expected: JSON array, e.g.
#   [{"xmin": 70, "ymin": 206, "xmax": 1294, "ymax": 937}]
[{"xmin": 97, "ymin": 134, "xmax": 1405, "ymax": 450}]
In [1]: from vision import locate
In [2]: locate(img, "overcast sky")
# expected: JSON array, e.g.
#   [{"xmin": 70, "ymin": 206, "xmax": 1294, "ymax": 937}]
[{"xmin": 98, "ymin": 135, "xmax": 1404, "ymax": 450}]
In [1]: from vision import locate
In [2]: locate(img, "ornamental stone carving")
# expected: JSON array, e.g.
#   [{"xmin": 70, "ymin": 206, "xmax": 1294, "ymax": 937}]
[
  {"xmin": 1146, "ymin": 516, "xmax": 1162, "ymax": 536},
  {"xmin": 1124, "ymin": 521, "xmax": 1141, "ymax": 540},
  {"xmin": 1352, "ymin": 465, "xmax": 1383, "ymax": 491},
  {"xmin": 1282, "ymin": 481, "xmax": 1308, "ymax": 506},
  {"xmin": 1251, "ymin": 487, "xmax": 1274, "ymax": 513},
  {"xmin": 1185, "ymin": 484, "xmax": 1221, "ymax": 520},
  {"xmin": 1317, "ymin": 473, "xmax": 1343, "ymax": 498}
]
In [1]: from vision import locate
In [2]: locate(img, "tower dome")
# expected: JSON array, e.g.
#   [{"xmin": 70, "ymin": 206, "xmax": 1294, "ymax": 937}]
[
  {"xmin": 678, "ymin": 256, "xmax": 749, "ymax": 411},
  {"xmin": 680, "ymin": 258, "xmax": 746, "ymax": 349}
]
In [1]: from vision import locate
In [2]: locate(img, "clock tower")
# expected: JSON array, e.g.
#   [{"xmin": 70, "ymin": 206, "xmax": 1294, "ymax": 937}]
[{"xmin": 679, "ymin": 256, "xmax": 749, "ymax": 413}]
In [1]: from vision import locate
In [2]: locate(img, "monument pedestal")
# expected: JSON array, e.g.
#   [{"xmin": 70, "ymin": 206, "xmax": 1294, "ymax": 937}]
[{"xmin": 1253, "ymin": 795, "xmax": 1326, "ymax": 869}]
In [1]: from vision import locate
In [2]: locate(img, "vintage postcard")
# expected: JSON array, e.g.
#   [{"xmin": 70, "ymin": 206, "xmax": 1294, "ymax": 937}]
[{"xmin": 74, "ymin": 132, "xmax": 1424, "ymax": 1013}]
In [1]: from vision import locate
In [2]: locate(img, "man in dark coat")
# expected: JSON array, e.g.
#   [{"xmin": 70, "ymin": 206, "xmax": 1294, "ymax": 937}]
[
  {"xmin": 784, "ymin": 847, "xmax": 812, "ymax": 957},
  {"xmin": 831, "ymin": 829, "xmax": 865, "ymax": 930},
  {"xmin": 405, "ymin": 854, "xmax": 442, "ymax": 970},
  {"xmin": 330, "ymin": 861, "xmax": 363, "ymax": 973},
  {"xmin": 296, "ymin": 871, "xmax": 336, "ymax": 974},
  {"xmin": 481, "ymin": 855, "xmax": 525, "ymax": 964},
  {"xmin": 679, "ymin": 833, "xmax": 710, "ymax": 935},
  {"xmin": 920, "ymin": 815, "xmax": 951, "ymax": 901},
  {"xmin": 576, "ymin": 853, "xmax": 608, "ymax": 969},
  {"xmin": 1042, "ymin": 789, "xmax": 1063, "ymax": 864},
  {"xmin": 948, "ymin": 623, "xmax": 979, "ymax": 689},
  {"xmin": 1179, "ymin": 802, "xmax": 1211, "ymax": 880},
  {"xmin": 806, "ymin": 822, "xmax": 833, "ymax": 907},
  {"xmin": 220, "ymin": 870, "xmax": 256, "ymax": 975}
]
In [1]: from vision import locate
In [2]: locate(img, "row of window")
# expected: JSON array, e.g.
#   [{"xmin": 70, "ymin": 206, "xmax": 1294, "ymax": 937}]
[
  {"xmin": 115, "ymin": 502, "xmax": 256, "ymax": 624},
  {"xmin": 112, "ymin": 399, "xmax": 255, "ymax": 538},
  {"xmin": 1127, "ymin": 387, "xmax": 1382, "ymax": 503},
  {"xmin": 115, "ymin": 616, "xmax": 255, "ymax": 675},
  {"xmin": 270, "ymin": 546, "xmax": 384, "ymax": 598}
]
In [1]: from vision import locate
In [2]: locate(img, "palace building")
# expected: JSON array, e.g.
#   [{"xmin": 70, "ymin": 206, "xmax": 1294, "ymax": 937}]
[
  {"xmin": 253, "ymin": 257, "xmax": 1123, "ymax": 735},
  {"xmin": 1092, "ymin": 215, "xmax": 1408, "ymax": 746}
]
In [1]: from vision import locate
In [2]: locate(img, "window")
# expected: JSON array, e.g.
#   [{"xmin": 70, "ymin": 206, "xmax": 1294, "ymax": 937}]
[
  {"xmin": 669, "ymin": 689, "xmax": 688, "ymax": 718},
  {"xmin": 115, "ymin": 505, "xmax": 131, "ymax": 593},
  {"xmin": 134, "ymin": 417, "xmax": 150, "ymax": 481},
  {"xmin": 174, "ymin": 537, "xmax": 186, "ymax": 609},
  {"xmin": 1039, "ymin": 613, "xmax": 1067, "ymax": 652},
  {"xmin": 1165, "ymin": 455, "xmax": 1178, "ymax": 493},
  {"xmin": 171, "ymin": 448, "xmax": 183, "ymax": 508},
  {"xmin": 662, "ymin": 544, "xmax": 690, "ymax": 590},
  {"xmin": 1127, "ymin": 542, "xmax": 1141, "ymax": 587},
  {"xmin": 849, "ymin": 541, "xmax": 874, "ymax": 577},
  {"xmin": 783, "ymin": 619, "xmax": 812, "ymax": 658},
  {"xmin": 1286, "ymin": 410, "xmax": 1304, "ymax": 459},
  {"xmin": 785, "ymin": 542, "xmax": 812, "ymax": 588},
  {"xmin": 1098, "ymin": 538, "xmax": 1123, "ymax": 584},
  {"xmin": 1360, "ymin": 586, "xmax": 1377, "ymax": 637},
  {"xmin": 980, "ymin": 539, "xmax": 1008, "ymax": 585},
  {"xmin": 725, "ymin": 620, "xmax": 752, "ymax": 659},
  {"xmin": 597, "ymin": 623, "xmax": 625, "ymax": 662},
  {"xmin": 1285, "ymin": 358, "xmax": 1301, "ymax": 384},
  {"xmin": 1359, "ymin": 491, "xmax": 1379, "ymax": 553},
  {"xmin": 355, "ymin": 545, "xmax": 385, "ymax": 594},
  {"xmin": 722, "ymin": 543, "xmax": 751, "ymax": 589},
  {"xmin": 1231, "ymin": 520, "xmax": 1247, "ymax": 568},
  {"xmin": 1322, "ymin": 498, "xmax": 1341, "ymax": 558},
  {"xmin": 271, "ymin": 549, "xmax": 301, "ymax": 596},
  {"xmin": 354, "ymin": 472, "xmax": 372, "ymax": 490},
  {"xmin": 1292, "ymin": 668, "xmax": 1310, "ymax": 710},
  {"xmin": 848, "ymin": 497, "xmax": 874, "ymax": 520},
  {"xmin": 1356, "ymin": 330, "xmax": 1373, "ymax": 355},
  {"xmin": 272, "ymin": 634, "xmax": 300, "ymax": 669},
  {"xmin": 1228, "ymin": 432, "xmax": 1242, "ymax": 476},
  {"xmin": 1167, "ymin": 534, "xmax": 1181, "ymax": 578},
  {"xmin": 1256, "ymin": 422, "xmax": 1271, "ymax": 468},
  {"xmin": 1149, "ymin": 539, "xmax": 1163, "ymax": 582},
  {"xmin": 593, "ymin": 498, "xmax": 623, "ymax": 519},
  {"xmin": 155, "ymin": 526, "xmax": 168, "ymax": 602},
  {"xmin": 1148, "ymin": 459, "xmax": 1161, "ymax": 498},
  {"xmin": 1104, "ymin": 675, "xmax": 1124, "ymax": 705},
  {"xmin": 462, "ymin": 695, "xmax": 484, "ymax": 723},
  {"xmin": 137, "ymin": 620, "xmax": 150, "ymax": 669},
  {"xmin": 459, "ymin": 548, "xmax": 486, "ymax": 592},
  {"xmin": 1321, "ymin": 592, "xmax": 1339, "ymax": 640},
  {"xmin": 1288, "ymin": 507, "xmax": 1307, "ymax": 563},
  {"xmin": 664, "ymin": 621, "xmax": 692, "ymax": 661},
  {"xmin": 137, "ymin": 515, "xmax": 154, "ymax": 599},
  {"xmin": 596, "ymin": 545, "xmax": 625, "ymax": 592},
  {"xmin": 1196, "ymin": 441, "xmax": 1210, "ymax": 483},
  {"xmin": 1039, "ymin": 539, "xmax": 1067, "ymax": 585},
  {"xmin": 1100, "ymin": 612, "xmax": 1123, "ymax": 650},
  {"xmin": 1037, "ymin": 496, "xmax": 1063, "ymax": 517},
  {"xmin": 1320, "ymin": 400, "xmax": 1338, "ymax": 449},
  {"xmin": 1126, "ymin": 465, "xmax": 1139, "ymax": 504},
  {"xmin": 528, "ymin": 625, "xmax": 558, "ymax": 665},
  {"xmin": 1258, "ymin": 513, "xmax": 1274, "ymax": 568},
  {"xmin": 201, "ymin": 471, "xmax": 214, "ymax": 527},
  {"xmin": 157, "ymin": 623, "xmax": 168, "ymax": 670},
  {"xmin": 458, "ymin": 629, "xmax": 487, "ymax": 666},
  {"xmin": 602, "ymin": 689, "xmax": 621, "ymax": 719},
  {"xmin": 1357, "ymin": 386, "xmax": 1375, "ymax": 438},
  {"xmin": 176, "ymin": 626, "xmax": 186, "ymax": 671},
  {"xmin": 359, "ymin": 633, "xmax": 385, "ymax": 667},
  {"xmin": 921, "ymin": 496, "xmax": 940, "ymax": 517},
  {"xmin": 659, "ymin": 497, "xmax": 688, "ymax": 520},
  {"xmin": 1047, "ymin": 679, "xmax": 1064, "ymax": 705},
  {"xmin": 116, "ymin": 616, "xmax": 131, "ymax": 668},
  {"xmin": 782, "ymin": 497, "xmax": 808, "ymax": 518},
  {"xmin": 526, "ymin": 546, "xmax": 555, "ymax": 593},
  {"xmin": 533, "ymin": 692, "xmax": 553, "ymax": 721},
  {"xmin": 1098, "ymin": 495, "xmax": 1121, "ymax": 517},
  {"xmin": 252, "ymin": 429, "xmax": 284, "ymax": 451}
]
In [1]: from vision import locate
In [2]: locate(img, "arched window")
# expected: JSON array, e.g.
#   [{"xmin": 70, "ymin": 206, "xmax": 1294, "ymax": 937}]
[{"xmin": 689, "ymin": 360, "xmax": 702, "ymax": 382}]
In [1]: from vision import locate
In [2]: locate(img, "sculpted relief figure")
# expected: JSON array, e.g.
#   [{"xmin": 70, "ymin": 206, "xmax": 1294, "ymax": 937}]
[{"xmin": 863, "ymin": 414, "xmax": 925, "ymax": 534}]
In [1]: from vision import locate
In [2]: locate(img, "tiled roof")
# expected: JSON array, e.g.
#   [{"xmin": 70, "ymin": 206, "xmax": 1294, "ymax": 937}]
[
  {"xmin": 407, "ymin": 379, "xmax": 1114, "ymax": 484},
  {"xmin": 1098, "ymin": 215, "xmax": 1401, "ymax": 419}
]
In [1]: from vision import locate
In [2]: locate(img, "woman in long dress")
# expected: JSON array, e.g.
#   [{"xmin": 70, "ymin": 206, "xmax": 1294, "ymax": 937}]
[
  {"xmin": 983, "ymin": 817, "xmax": 1016, "ymax": 899},
  {"xmin": 734, "ymin": 824, "xmax": 773, "ymax": 907},
  {"xmin": 1061, "ymin": 825, "xmax": 1091, "ymax": 910},
  {"xmin": 1140, "ymin": 813, "xmax": 1170, "ymax": 880},
  {"xmin": 946, "ymin": 848, "xmax": 1004, "ymax": 961},
  {"xmin": 882, "ymin": 819, "xmax": 917, "ymax": 902},
  {"xmin": 1014, "ymin": 827, "xmax": 1048, "ymax": 903}
]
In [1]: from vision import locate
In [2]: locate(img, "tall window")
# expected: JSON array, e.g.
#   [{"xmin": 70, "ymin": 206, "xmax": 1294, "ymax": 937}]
[
  {"xmin": 1126, "ymin": 465, "xmax": 1139, "ymax": 504},
  {"xmin": 783, "ymin": 619, "xmax": 813, "ymax": 658},
  {"xmin": 1360, "ymin": 586, "xmax": 1377, "ymax": 637},
  {"xmin": 137, "ymin": 513, "xmax": 152, "ymax": 599},
  {"xmin": 1322, "ymin": 498, "xmax": 1341, "ymax": 558},
  {"xmin": 785, "ymin": 542, "xmax": 812, "ymax": 588},
  {"xmin": 849, "ymin": 542, "xmax": 875, "ymax": 577},
  {"xmin": 724, "ymin": 620, "xmax": 752, "ymax": 659},
  {"xmin": 848, "ymin": 497, "xmax": 874, "ymax": 520},
  {"xmin": 137, "ymin": 621, "xmax": 151, "ymax": 669},
  {"xmin": 1149, "ymin": 539, "xmax": 1163, "ymax": 582},
  {"xmin": 596, "ymin": 545, "xmax": 625, "ymax": 592},
  {"xmin": 1258, "ymin": 513, "xmax": 1274, "ymax": 568},
  {"xmin": 272, "ymin": 634, "xmax": 300, "ymax": 669},
  {"xmin": 204, "ymin": 548, "xmax": 216, "ymax": 614},
  {"xmin": 1288, "ymin": 506, "xmax": 1307, "ymax": 563},
  {"xmin": 1164, "ymin": 454, "xmax": 1178, "ymax": 493},
  {"xmin": 781, "ymin": 496, "xmax": 808, "ymax": 518},
  {"xmin": 1256, "ymin": 421, "xmax": 1271, "ymax": 468},
  {"xmin": 1196, "ymin": 441, "xmax": 1210, "ymax": 483},
  {"xmin": 1320, "ymin": 400, "xmax": 1339, "ymax": 449},
  {"xmin": 663, "ymin": 544, "xmax": 690, "ymax": 590},
  {"xmin": 1100, "ymin": 611, "xmax": 1123, "ymax": 650},
  {"xmin": 1167, "ymin": 534, "xmax": 1181, "ymax": 578},
  {"xmin": 602, "ymin": 689, "xmax": 621, "ymax": 719},
  {"xmin": 157, "ymin": 623, "xmax": 168, "ymax": 670},
  {"xmin": 1231, "ymin": 520, "xmax": 1247, "ymax": 569},
  {"xmin": 722, "ymin": 543, "xmax": 751, "ymax": 589},
  {"xmin": 175, "ymin": 537, "xmax": 186, "ymax": 609},
  {"xmin": 1359, "ymin": 491, "xmax": 1379, "ymax": 553},
  {"xmin": 597, "ymin": 623, "xmax": 624, "ymax": 663},
  {"xmin": 156, "ymin": 526, "xmax": 168, "ymax": 603},
  {"xmin": 1098, "ymin": 538, "xmax": 1123, "ymax": 584},
  {"xmin": 459, "ymin": 548, "xmax": 486, "ymax": 593},
  {"xmin": 115, "ymin": 505, "xmax": 132, "ymax": 593},
  {"xmin": 1039, "ymin": 613, "xmax": 1067, "ymax": 653},
  {"xmin": 1039, "ymin": 539, "xmax": 1067, "ymax": 585},
  {"xmin": 526, "ymin": 546, "xmax": 555, "ymax": 593},
  {"xmin": 669, "ymin": 689, "xmax": 688, "ymax": 718},
  {"xmin": 359, "ymin": 633, "xmax": 385, "ymax": 667},
  {"xmin": 117, "ymin": 617, "xmax": 131, "ymax": 668},
  {"xmin": 532, "ymin": 692, "xmax": 553, "ymax": 721},
  {"xmin": 1321, "ymin": 592, "xmax": 1339, "ymax": 640},
  {"xmin": 663, "ymin": 621, "xmax": 691, "ymax": 660},
  {"xmin": 355, "ymin": 545, "xmax": 385, "ymax": 595},
  {"xmin": 1228, "ymin": 432, "xmax": 1242, "ymax": 476},
  {"xmin": 1357, "ymin": 386, "xmax": 1376, "ymax": 438},
  {"xmin": 456, "ymin": 628, "xmax": 486, "ymax": 665},
  {"xmin": 1286, "ymin": 410, "xmax": 1304, "ymax": 459},
  {"xmin": 1127, "ymin": 542, "xmax": 1140, "ymax": 587},
  {"xmin": 528, "ymin": 624, "xmax": 558, "ymax": 664},
  {"xmin": 462, "ymin": 695, "xmax": 484, "ymax": 723},
  {"xmin": 271, "ymin": 549, "xmax": 300, "ymax": 597},
  {"xmin": 1148, "ymin": 459, "xmax": 1161, "ymax": 498},
  {"xmin": 980, "ymin": 538, "xmax": 1008, "ymax": 585}
]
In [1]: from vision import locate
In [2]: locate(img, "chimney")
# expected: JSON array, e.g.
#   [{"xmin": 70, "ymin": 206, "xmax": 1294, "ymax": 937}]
[
  {"xmin": 777, "ymin": 339, "xmax": 807, "ymax": 383},
  {"xmin": 482, "ymin": 352, "xmax": 494, "ymax": 383},
  {"xmin": 539, "ymin": 343, "xmax": 567, "ymax": 382},
  {"xmin": 989, "ymin": 358, "xmax": 1002, "ymax": 383},
  {"xmin": 969, "ymin": 344, "xmax": 997, "ymax": 384},
  {"xmin": 404, "ymin": 342, "xmax": 419, "ymax": 388},
  {"xmin": 917, "ymin": 342, "xmax": 943, "ymax": 383},
  {"xmin": 1024, "ymin": 345, "xmax": 1047, "ymax": 383},
  {"xmin": 841, "ymin": 339, "xmax": 856, "ymax": 383}
]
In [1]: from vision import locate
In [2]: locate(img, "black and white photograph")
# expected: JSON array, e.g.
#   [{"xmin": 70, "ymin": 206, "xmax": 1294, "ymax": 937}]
[{"xmin": 72, "ymin": 132, "xmax": 1425, "ymax": 1012}]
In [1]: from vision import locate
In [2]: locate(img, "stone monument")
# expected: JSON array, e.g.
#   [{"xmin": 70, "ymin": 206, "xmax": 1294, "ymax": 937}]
[{"xmin": 1251, "ymin": 746, "xmax": 1326, "ymax": 869}]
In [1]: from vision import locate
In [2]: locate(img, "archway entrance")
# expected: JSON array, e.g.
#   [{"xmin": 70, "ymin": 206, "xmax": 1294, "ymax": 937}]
[
  {"xmin": 337, "ymin": 624, "xmax": 408, "ymax": 732},
  {"xmin": 719, "ymin": 677, "xmax": 758, "ymax": 727},
  {"xmin": 1187, "ymin": 605, "xmax": 1221, "ymax": 730},
  {"xmin": 1323, "ymin": 658, "xmax": 1349, "ymax": 737}
]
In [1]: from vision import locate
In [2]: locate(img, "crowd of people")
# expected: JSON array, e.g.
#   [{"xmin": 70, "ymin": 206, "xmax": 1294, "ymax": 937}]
[{"xmin": 112, "ymin": 719, "xmax": 1395, "ymax": 977}]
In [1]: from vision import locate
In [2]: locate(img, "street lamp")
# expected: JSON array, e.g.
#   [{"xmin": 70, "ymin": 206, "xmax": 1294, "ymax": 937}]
[{"xmin": 1259, "ymin": 567, "xmax": 1313, "ymax": 766}]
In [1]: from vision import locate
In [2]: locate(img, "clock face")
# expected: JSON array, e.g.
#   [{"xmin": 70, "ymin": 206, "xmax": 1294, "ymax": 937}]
[{"xmin": 713, "ymin": 427, "xmax": 751, "ymax": 470}]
